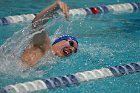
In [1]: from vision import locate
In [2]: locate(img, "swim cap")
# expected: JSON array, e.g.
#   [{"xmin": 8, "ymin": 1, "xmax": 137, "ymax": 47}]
[{"xmin": 52, "ymin": 35, "xmax": 78, "ymax": 45}]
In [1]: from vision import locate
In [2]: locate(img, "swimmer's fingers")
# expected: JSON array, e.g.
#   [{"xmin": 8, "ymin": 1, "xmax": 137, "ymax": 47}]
[
  {"xmin": 57, "ymin": 1, "xmax": 69, "ymax": 19},
  {"xmin": 64, "ymin": 3, "xmax": 69, "ymax": 19}
]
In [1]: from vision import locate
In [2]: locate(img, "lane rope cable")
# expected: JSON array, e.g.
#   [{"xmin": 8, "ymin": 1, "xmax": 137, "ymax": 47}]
[
  {"xmin": 0, "ymin": 2, "xmax": 139, "ymax": 25},
  {"xmin": 0, "ymin": 62, "xmax": 140, "ymax": 93}
]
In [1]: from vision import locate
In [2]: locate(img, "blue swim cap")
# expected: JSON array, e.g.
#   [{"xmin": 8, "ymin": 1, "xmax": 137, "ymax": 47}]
[{"xmin": 52, "ymin": 35, "xmax": 78, "ymax": 45}]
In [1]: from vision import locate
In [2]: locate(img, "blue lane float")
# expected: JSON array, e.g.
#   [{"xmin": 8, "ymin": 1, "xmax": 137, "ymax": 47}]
[
  {"xmin": 0, "ymin": 2, "xmax": 140, "ymax": 25},
  {"xmin": 0, "ymin": 62, "xmax": 140, "ymax": 93}
]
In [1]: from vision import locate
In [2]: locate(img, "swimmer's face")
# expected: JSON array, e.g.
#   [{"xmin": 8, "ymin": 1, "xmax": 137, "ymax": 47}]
[{"xmin": 51, "ymin": 40, "xmax": 78, "ymax": 57}]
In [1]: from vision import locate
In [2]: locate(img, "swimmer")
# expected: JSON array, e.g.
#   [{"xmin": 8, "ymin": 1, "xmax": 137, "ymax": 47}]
[{"xmin": 21, "ymin": 0, "xmax": 78, "ymax": 66}]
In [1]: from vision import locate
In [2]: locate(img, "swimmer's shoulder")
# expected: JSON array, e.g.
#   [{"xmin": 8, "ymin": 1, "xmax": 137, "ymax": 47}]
[{"xmin": 21, "ymin": 46, "xmax": 44, "ymax": 66}]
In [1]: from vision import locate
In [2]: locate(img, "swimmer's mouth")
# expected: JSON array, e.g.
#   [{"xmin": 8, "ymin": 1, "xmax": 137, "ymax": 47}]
[{"xmin": 63, "ymin": 47, "xmax": 72, "ymax": 56}]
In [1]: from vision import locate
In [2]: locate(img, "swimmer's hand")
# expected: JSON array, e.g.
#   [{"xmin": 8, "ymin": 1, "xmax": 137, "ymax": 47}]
[
  {"xmin": 32, "ymin": 0, "xmax": 69, "ymax": 28},
  {"xmin": 56, "ymin": 0, "xmax": 69, "ymax": 19}
]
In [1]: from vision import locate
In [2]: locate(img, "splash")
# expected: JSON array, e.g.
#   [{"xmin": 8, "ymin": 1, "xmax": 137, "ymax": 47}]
[{"xmin": 0, "ymin": 17, "xmax": 64, "ymax": 77}]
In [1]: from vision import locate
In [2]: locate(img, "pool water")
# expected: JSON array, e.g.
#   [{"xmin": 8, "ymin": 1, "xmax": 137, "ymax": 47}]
[{"xmin": 0, "ymin": 0, "xmax": 140, "ymax": 93}]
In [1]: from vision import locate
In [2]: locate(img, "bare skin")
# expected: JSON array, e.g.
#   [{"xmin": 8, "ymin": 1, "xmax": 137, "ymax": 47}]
[{"xmin": 21, "ymin": 0, "xmax": 78, "ymax": 66}]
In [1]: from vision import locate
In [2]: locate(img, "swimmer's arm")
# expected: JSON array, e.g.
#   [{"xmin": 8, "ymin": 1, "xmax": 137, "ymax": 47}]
[
  {"xmin": 32, "ymin": 1, "xmax": 69, "ymax": 49},
  {"xmin": 32, "ymin": 0, "xmax": 69, "ymax": 28},
  {"xmin": 31, "ymin": 2, "xmax": 60, "ymax": 50}
]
